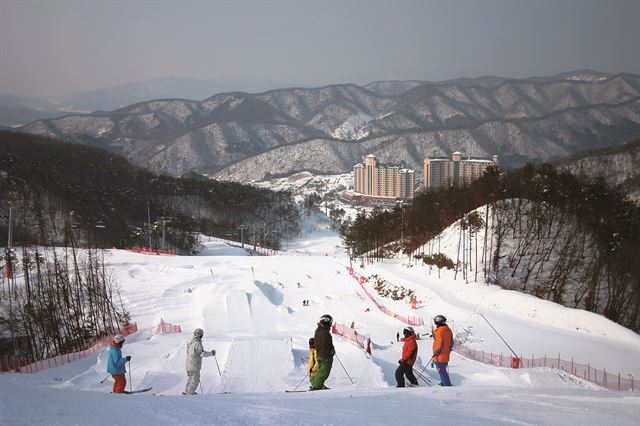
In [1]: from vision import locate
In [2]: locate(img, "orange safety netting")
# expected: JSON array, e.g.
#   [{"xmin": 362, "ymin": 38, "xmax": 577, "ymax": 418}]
[{"xmin": 1, "ymin": 323, "xmax": 138, "ymax": 374}]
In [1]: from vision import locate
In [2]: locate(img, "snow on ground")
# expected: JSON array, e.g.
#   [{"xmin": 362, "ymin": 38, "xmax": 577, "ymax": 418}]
[{"xmin": 1, "ymin": 214, "xmax": 639, "ymax": 425}]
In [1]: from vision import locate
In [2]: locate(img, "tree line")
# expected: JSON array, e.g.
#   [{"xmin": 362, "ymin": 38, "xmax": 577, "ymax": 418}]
[
  {"xmin": 341, "ymin": 163, "xmax": 640, "ymax": 332},
  {"xmin": 0, "ymin": 131, "xmax": 299, "ymax": 251}
]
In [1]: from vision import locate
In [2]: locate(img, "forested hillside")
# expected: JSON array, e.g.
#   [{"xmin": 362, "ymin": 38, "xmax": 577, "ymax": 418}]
[
  {"xmin": 341, "ymin": 164, "xmax": 640, "ymax": 332},
  {"xmin": 0, "ymin": 131, "xmax": 298, "ymax": 251},
  {"xmin": 558, "ymin": 139, "xmax": 640, "ymax": 203}
]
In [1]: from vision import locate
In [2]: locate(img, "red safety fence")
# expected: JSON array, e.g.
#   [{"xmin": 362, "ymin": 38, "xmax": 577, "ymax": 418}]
[
  {"xmin": 456, "ymin": 344, "xmax": 637, "ymax": 392},
  {"xmin": 0, "ymin": 323, "xmax": 138, "ymax": 374},
  {"xmin": 332, "ymin": 323, "xmax": 372, "ymax": 355},
  {"xmin": 125, "ymin": 247, "xmax": 177, "ymax": 256},
  {"xmin": 154, "ymin": 318, "xmax": 182, "ymax": 334},
  {"xmin": 348, "ymin": 267, "xmax": 424, "ymax": 327}
]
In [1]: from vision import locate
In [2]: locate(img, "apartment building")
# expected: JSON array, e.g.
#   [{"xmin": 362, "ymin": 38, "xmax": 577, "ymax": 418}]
[
  {"xmin": 423, "ymin": 152, "xmax": 498, "ymax": 189},
  {"xmin": 353, "ymin": 155, "xmax": 415, "ymax": 200}
]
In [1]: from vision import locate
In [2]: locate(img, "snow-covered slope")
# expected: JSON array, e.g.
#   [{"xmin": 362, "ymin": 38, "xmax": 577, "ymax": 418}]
[{"xmin": 0, "ymin": 218, "xmax": 638, "ymax": 425}]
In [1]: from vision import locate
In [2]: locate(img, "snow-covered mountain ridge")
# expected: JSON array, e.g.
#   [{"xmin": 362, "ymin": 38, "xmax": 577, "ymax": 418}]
[{"xmin": 15, "ymin": 71, "xmax": 640, "ymax": 180}]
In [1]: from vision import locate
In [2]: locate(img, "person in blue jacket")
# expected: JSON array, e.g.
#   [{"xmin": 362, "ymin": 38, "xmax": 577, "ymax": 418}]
[{"xmin": 107, "ymin": 334, "xmax": 131, "ymax": 393}]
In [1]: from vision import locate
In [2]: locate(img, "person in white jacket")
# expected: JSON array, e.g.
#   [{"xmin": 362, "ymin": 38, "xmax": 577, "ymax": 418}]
[{"xmin": 184, "ymin": 328, "xmax": 215, "ymax": 395}]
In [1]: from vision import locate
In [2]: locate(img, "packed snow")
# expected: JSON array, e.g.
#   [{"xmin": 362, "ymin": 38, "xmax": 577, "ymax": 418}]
[{"xmin": 1, "ymin": 212, "xmax": 638, "ymax": 425}]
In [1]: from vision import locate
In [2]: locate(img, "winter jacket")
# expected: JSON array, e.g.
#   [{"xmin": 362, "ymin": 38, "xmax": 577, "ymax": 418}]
[
  {"xmin": 186, "ymin": 336, "xmax": 213, "ymax": 372},
  {"xmin": 107, "ymin": 342, "xmax": 128, "ymax": 374},
  {"xmin": 432, "ymin": 324, "xmax": 453, "ymax": 363},
  {"xmin": 307, "ymin": 347, "xmax": 319, "ymax": 376},
  {"xmin": 399, "ymin": 334, "xmax": 418, "ymax": 366},
  {"xmin": 314, "ymin": 324, "xmax": 335, "ymax": 359}
]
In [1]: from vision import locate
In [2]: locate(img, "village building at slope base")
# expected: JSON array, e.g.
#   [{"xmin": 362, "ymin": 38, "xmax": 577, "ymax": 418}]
[{"xmin": 342, "ymin": 153, "xmax": 498, "ymax": 206}]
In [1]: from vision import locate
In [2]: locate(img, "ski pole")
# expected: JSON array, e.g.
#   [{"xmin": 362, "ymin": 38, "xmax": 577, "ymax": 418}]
[
  {"xmin": 479, "ymin": 313, "xmax": 518, "ymax": 358},
  {"xmin": 291, "ymin": 372, "xmax": 309, "ymax": 392},
  {"xmin": 214, "ymin": 354, "xmax": 226, "ymax": 393},
  {"xmin": 100, "ymin": 374, "xmax": 111, "ymax": 384},
  {"xmin": 128, "ymin": 360, "xmax": 132, "ymax": 393},
  {"xmin": 412, "ymin": 367, "xmax": 432, "ymax": 386},
  {"xmin": 334, "ymin": 353, "xmax": 355, "ymax": 385}
]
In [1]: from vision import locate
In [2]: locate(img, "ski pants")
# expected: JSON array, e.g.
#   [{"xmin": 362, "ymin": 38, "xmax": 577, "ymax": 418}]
[
  {"xmin": 185, "ymin": 370, "xmax": 201, "ymax": 395},
  {"xmin": 309, "ymin": 369, "xmax": 318, "ymax": 386},
  {"xmin": 112, "ymin": 374, "xmax": 126, "ymax": 393},
  {"xmin": 434, "ymin": 361, "xmax": 452, "ymax": 386},
  {"xmin": 311, "ymin": 357, "xmax": 333, "ymax": 389},
  {"xmin": 395, "ymin": 362, "xmax": 418, "ymax": 387}
]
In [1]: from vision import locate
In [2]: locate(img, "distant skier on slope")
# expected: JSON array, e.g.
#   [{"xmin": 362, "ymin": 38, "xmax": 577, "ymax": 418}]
[
  {"xmin": 307, "ymin": 337, "xmax": 319, "ymax": 386},
  {"xmin": 432, "ymin": 315, "xmax": 454, "ymax": 386},
  {"xmin": 395, "ymin": 326, "xmax": 419, "ymax": 387},
  {"xmin": 310, "ymin": 314, "xmax": 335, "ymax": 390},
  {"xmin": 107, "ymin": 334, "xmax": 131, "ymax": 394},
  {"xmin": 184, "ymin": 328, "xmax": 216, "ymax": 395}
]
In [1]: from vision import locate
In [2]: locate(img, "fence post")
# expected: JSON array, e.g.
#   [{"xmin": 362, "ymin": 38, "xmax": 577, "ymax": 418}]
[
  {"xmin": 618, "ymin": 372, "xmax": 621, "ymax": 391},
  {"xmin": 603, "ymin": 368, "xmax": 607, "ymax": 387},
  {"xmin": 588, "ymin": 363, "xmax": 590, "ymax": 381},
  {"xmin": 630, "ymin": 375, "xmax": 635, "ymax": 392},
  {"xmin": 571, "ymin": 357, "xmax": 574, "ymax": 375},
  {"xmin": 557, "ymin": 353, "xmax": 560, "ymax": 370},
  {"xmin": 544, "ymin": 355, "xmax": 547, "ymax": 367}
]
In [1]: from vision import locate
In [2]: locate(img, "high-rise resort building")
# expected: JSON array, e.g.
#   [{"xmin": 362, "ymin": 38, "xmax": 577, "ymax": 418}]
[
  {"xmin": 423, "ymin": 152, "xmax": 498, "ymax": 189},
  {"xmin": 352, "ymin": 154, "xmax": 415, "ymax": 201}
]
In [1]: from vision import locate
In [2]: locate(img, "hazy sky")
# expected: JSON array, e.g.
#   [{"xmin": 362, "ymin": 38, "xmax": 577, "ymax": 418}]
[{"xmin": 1, "ymin": 0, "xmax": 639, "ymax": 97}]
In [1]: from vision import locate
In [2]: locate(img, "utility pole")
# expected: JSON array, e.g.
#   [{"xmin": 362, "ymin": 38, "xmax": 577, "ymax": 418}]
[
  {"xmin": 237, "ymin": 225, "xmax": 246, "ymax": 248},
  {"xmin": 159, "ymin": 217, "xmax": 171, "ymax": 251},
  {"xmin": 5, "ymin": 205, "xmax": 17, "ymax": 364},
  {"xmin": 147, "ymin": 202, "xmax": 152, "ymax": 250}
]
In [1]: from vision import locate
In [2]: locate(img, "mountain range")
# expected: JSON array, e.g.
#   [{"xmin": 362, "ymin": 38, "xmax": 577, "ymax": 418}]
[{"xmin": 13, "ymin": 70, "xmax": 640, "ymax": 181}]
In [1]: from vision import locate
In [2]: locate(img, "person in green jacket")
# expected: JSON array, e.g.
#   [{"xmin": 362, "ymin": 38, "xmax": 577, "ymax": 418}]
[{"xmin": 311, "ymin": 314, "xmax": 335, "ymax": 390}]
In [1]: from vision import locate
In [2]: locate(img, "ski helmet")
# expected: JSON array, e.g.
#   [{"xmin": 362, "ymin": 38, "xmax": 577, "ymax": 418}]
[
  {"xmin": 434, "ymin": 315, "xmax": 447, "ymax": 326},
  {"xmin": 403, "ymin": 326, "xmax": 415, "ymax": 337},
  {"xmin": 113, "ymin": 334, "xmax": 126, "ymax": 344},
  {"xmin": 319, "ymin": 314, "xmax": 333, "ymax": 326},
  {"xmin": 193, "ymin": 328, "xmax": 204, "ymax": 338},
  {"xmin": 308, "ymin": 337, "xmax": 315, "ymax": 347}
]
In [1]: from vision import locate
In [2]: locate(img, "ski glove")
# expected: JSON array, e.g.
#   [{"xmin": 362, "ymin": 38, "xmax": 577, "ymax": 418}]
[
  {"xmin": 126, "ymin": 356, "xmax": 132, "ymax": 361},
  {"xmin": 211, "ymin": 350, "xmax": 216, "ymax": 356},
  {"xmin": 398, "ymin": 359, "xmax": 403, "ymax": 364}
]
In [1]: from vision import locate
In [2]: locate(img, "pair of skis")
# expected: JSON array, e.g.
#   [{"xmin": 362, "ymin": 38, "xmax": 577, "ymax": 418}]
[{"xmin": 123, "ymin": 386, "xmax": 153, "ymax": 394}]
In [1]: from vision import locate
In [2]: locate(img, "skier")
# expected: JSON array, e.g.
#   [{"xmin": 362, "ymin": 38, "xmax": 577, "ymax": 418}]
[
  {"xmin": 184, "ymin": 328, "xmax": 216, "ymax": 395},
  {"xmin": 107, "ymin": 334, "xmax": 131, "ymax": 394},
  {"xmin": 432, "ymin": 315, "xmax": 454, "ymax": 386},
  {"xmin": 396, "ymin": 332, "xmax": 400, "ymax": 342},
  {"xmin": 307, "ymin": 337, "xmax": 319, "ymax": 386},
  {"xmin": 395, "ymin": 326, "xmax": 419, "ymax": 387},
  {"xmin": 310, "ymin": 314, "xmax": 335, "ymax": 390}
]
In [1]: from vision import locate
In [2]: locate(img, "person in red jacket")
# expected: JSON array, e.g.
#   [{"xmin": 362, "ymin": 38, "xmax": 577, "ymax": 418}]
[
  {"xmin": 432, "ymin": 315, "xmax": 454, "ymax": 386},
  {"xmin": 395, "ymin": 326, "xmax": 419, "ymax": 387}
]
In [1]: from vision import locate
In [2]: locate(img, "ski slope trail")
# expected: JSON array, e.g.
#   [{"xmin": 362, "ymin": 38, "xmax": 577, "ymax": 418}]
[{"xmin": 1, "ymin": 226, "xmax": 639, "ymax": 425}]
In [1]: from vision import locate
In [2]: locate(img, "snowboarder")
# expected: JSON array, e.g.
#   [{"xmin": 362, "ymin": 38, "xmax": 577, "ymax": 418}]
[
  {"xmin": 396, "ymin": 326, "xmax": 419, "ymax": 387},
  {"xmin": 107, "ymin": 334, "xmax": 131, "ymax": 394},
  {"xmin": 310, "ymin": 314, "xmax": 335, "ymax": 390},
  {"xmin": 307, "ymin": 337, "xmax": 319, "ymax": 386},
  {"xmin": 432, "ymin": 315, "xmax": 454, "ymax": 386},
  {"xmin": 184, "ymin": 328, "xmax": 216, "ymax": 395}
]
